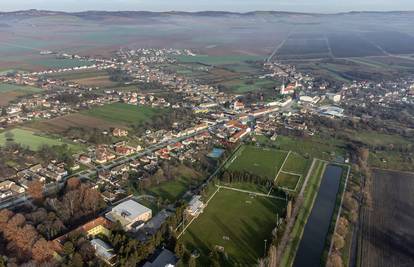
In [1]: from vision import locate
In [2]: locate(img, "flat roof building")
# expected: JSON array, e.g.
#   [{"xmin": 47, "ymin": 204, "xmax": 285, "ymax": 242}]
[{"xmin": 106, "ymin": 199, "xmax": 152, "ymax": 230}]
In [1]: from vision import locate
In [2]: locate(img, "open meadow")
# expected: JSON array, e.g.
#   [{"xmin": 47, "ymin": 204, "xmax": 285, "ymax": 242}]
[
  {"xmin": 81, "ymin": 103, "xmax": 166, "ymax": 126},
  {"xmin": 0, "ymin": 128, "xmax": 83, "ymax": 151},
  {"xmin": 181, "ymin": 188, "xmax": 286, "ymax": 266}
]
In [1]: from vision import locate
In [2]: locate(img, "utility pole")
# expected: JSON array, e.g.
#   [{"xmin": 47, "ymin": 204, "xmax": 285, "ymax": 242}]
[{"xmin": 264, "ymin": 239, "xmax": 268, "ymax": 257}]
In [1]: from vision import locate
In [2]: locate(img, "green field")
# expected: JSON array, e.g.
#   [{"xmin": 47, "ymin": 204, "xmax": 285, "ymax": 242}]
[
  {"xmin": 255, "ymin": 135, "xmax": 346, "ymax": 161},
  {"xmin": 276, "ymin": 172, "xmax": 302, "ymax": 191},
  {"xmin": 175, "ymin": 55, "xmax": 263, "ymax": 65},
  {"xmin": 282, "ymin": 152, "xmax": 311, "ymax": 174},
  {"xmin": 0, "ymin": 83, "xmax": 42, "ymax": 93},
  {"xmin": 147, "ymin": 174, "xmax": 203, "ymax": 203},
  {"xmin": 81, "ymin": 103, "xmax": 165, "ymax": 126},
  {"xmin": 27, "ymin": 58, "xmax": 95, "ymax": 69},
  {"xmin": 219, "ymin": 78, "xmax": 277, "ymax": 93},
  {"xmin": 226, "ymin": 145, "xmax": 289, "ymax": 180},
  {"xmin": 181, "ymin": 188, "xmax": 285, "ymax": 266},
  {"xmin": 280, "ymin": 159, "xmax": 326, "ymax": 267},
  {"xmin": 0, "ymin": 128, "xmax": 83, "ymax": 151}
]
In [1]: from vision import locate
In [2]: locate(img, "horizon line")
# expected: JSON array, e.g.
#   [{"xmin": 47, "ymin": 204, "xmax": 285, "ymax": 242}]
[{"xmin": 1, "ymin": 9, "xmax": 413, "ymax": 16}]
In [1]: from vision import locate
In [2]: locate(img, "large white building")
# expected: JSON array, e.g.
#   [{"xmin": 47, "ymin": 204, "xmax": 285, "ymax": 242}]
[{"xmin": 105, "ymin": 199, "xmax": 152, "ymax": 230}]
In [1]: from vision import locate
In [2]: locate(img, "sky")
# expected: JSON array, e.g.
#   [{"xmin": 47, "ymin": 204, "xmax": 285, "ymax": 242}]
[{"xmin": 1, "ymin": 0, "xmax": 413, "ymax": 13}]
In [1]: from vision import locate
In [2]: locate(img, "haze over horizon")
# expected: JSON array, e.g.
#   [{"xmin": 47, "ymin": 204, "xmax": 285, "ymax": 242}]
[{"xmin": 1, "ymin": 0, "xmax": 413, "ymax": 13}]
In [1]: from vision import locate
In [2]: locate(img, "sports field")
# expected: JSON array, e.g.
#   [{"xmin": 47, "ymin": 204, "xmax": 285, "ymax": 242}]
[
  {"xmin": 226, "ymin": 145, "xmax": 289, "ymax": 180},
  {"xmin": 0, "ymin": 128, "xmax": 83, "ymax": 151},
  {"xmin": 181, "ymin": 188, "xmax": 286, "ymax": 266},
  {"xmin": 275, "ymin": 152, "xmax": 312, "ymax": 191},
  {"xmin": 81, "ymin": 103, "xmax": 166, "ymax": 126}
]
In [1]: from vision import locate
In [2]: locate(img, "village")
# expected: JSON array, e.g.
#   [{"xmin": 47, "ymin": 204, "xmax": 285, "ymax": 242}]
[{"xmin": 0, "ymin": 47, "xmax": 413, "ymax": 266}]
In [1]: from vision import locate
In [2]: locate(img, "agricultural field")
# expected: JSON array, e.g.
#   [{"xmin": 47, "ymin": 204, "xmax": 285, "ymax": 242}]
[
  {"xmin": 0, "ymin": 83, "xmax": 42, "ymax": 106},
  {"xmin": 217, "ymin": 77, "xmax": 277, "ymax": 94},
  {"xmin": 28, "ymin": 113, "xmax": 124, "ymax": 134},
  {"xmin": 360, "ymin": 169, "xmax": 414, "ymax": 267},
  {"xmin": 47, "ymin": 69, "xmax": 117, "ymax": 88},
  {"xmin": 278, "ymin": 38, "xmax": 330, "ymax": 59},
  {"xmin": 0, "ymin": 128, "xmax": 83, "ymax": 151},
  {"xmin": 225, "ymin": 145, "xmax": 289, "ymax": 180},
  {"xmin": 175, "ymin": 55, "xmax": 263, "ymax": 66},
  {"xmin": 81, "ymin": 103, "xmax": 166, "ymax": 126},
  {"xmin": 26, "ymin": 57, "xmax": 95, "ymax": 69},
  {"xmin": 181, "ymin": 188, "xmax": 286, "ymax": 266}
]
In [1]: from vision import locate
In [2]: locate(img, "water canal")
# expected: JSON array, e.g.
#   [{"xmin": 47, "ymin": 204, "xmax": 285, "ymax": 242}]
[{"xmin": 293, "ymin": 164, "xmax": 343, "ymax": 267}]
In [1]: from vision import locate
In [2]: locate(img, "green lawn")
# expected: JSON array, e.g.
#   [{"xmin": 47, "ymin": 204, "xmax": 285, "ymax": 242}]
[
  {"xmin": 0, "ymin": 83, "xmax": 42, "ymax": 93},
  {"xmin": 276, "ymin": 172, "xmax": 302, "ymax": 191},
  {"xmin": 256, "ymin": 135, "xmax": 346, "ymax": 161},
  {"xmin": 226, "ymin": 145, "xmax": 289, "ymax": 180},
  {"xmin": 181, "ymin": 188, "xmax": 286, "ymax": 266},
  {"xmin": 0, "ymin": 128, "xmax": 83, "ymax": 151},
  {"xmin": 147, "ymin": 176, "xmax": 202, "ymax": 203},
  {"xmin": 282, "ymin": 152, "xmax": 311, "ymax": 175},
  {"xmin": 81, "ymin": 103, "xmax": 165, "ymax": 126},
  {"xmin": 175, "ymin": 55, "xmax": 263, "ymax": 65},
  {"xmin": 280, "ymin": 159, "xmax": 326, "ymax": 267}
]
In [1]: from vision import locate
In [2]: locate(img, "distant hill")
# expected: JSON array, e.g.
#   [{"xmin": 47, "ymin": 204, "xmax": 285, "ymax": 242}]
[{"xmin": 1, "ymin": 9, "xmax": 414, "ymax": 19}]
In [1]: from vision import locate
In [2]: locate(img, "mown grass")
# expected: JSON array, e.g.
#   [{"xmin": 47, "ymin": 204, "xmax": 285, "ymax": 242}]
[
  {"xmin": 226, "ymin": 145, "xmax": 289, "ymax": 180},
  {"xmin": 181, "ymin": 188, "xmax": 285, "ymax": 266}
]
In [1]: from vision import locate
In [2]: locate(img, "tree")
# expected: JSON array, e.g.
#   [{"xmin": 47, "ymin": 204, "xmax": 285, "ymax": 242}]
[
  {"xmin": 268, "ymin": 245, "xmax": 277, "ymax": 267},
  {"xmin": 189, "ymin": 256, "xmax": 197, "ymax": 267},
  {"xmin": 63, "ymin": 241, "xmax": 75, "ymax": 256},
  {"xmin": 327, "ymin": 252, "xmax": 343, "ymax": 267},
  {"xmin": 1, "ymin": 107, "xmax": 7, "ymax": 116},
  {"xmin": 286, "ymin": 201, "xmax": 292, "ymax": 221},
  {"xmin": 32, "ymin": 239, "xmax": 55, "ymax": 263},
  {"xmin": 66, "ymin": 177, "xmax": 81, "ymax": 191},
  {"xmin": 27, "ymin": 180, "xmax": 44, "ymax": 202},
  {"xmin": 174, "ymin": 242, "xmax": 185, "ymax": 258},
  {"xmin": 336, "ymin": 217, "xmax": 349, "ymax": 237},
  {"xmin": 70, "ymin": 252, "xmax": 84, "ymax": 267},
  {"xmin": 333, "ymin": 233, "xmax": 345, "ymax": 251}
]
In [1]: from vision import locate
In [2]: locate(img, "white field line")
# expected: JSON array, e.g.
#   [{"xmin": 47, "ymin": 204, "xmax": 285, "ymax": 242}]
[
  {"xmin": 279, "ymin": 170, "xmax": 302, "ymax": 176},
  {"xmin": 268, "ymin": 150, "xmax": 292, "ymax": 195},
  {"xmin": 217, "ymin": 185, "xmax": 286, "ymax": 201},
  {"xmin": 327, "ymin": 164, "xmax": 351, "ymax": 257},
  {"xmin": 177, "ymin": 187, "xmax": 220, "ymax": 239}
]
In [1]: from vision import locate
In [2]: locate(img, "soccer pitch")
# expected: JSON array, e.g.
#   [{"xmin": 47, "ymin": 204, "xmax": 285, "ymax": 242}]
[
  {"xmin": 226, "ymin": 145, "xmax": 289, "ymax": 180},
  {"xmin": 180, "ymin": 188, "xmax": 286, "ymax": 266}
]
